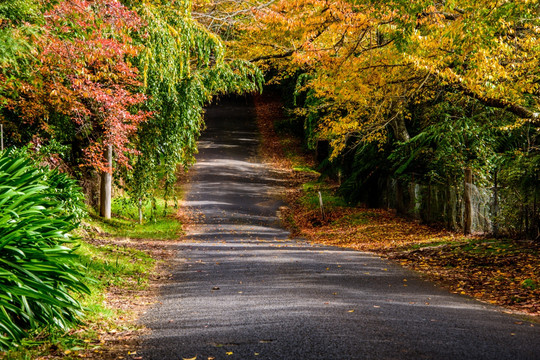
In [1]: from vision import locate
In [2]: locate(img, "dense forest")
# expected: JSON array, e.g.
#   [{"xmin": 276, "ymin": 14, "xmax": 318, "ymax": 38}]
[
  {"xmin": 199, "ymin": 0, "xmax": 540, "ymax": 238},
  {"xmin": 0, "ymin": 0, "xmax": 539, "ymax": 352}
]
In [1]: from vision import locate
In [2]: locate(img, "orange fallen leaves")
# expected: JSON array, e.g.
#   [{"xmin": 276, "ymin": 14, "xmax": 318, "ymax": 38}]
[
  {"xmin": 255, "ymin": 93, "xmax": 540, "ymax": 317},
  {"xmin": 285, "ymin": 189, "xmax": 539, "ymax": 316}
]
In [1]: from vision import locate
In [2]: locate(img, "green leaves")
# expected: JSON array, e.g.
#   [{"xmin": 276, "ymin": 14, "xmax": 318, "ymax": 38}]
[
  {"xmin": 128, "ymin": 1, "xmax": 262, "ymax": 202},
  {"xmin": 0, "ymin": 151, "xmax": 89, "ymax": 350}
]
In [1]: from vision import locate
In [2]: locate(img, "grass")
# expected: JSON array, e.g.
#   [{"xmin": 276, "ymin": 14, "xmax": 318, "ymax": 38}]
[
  {"xmin": 300, "ymin": 181, "xmax": 347, "ymax": 209},
  {"xmin": 84, "ymin": 195, "xmax": 184, "ymax": 240},
  {"xmin": 77, "ymin": 240, "xmax": 155, "ymax": 290}
]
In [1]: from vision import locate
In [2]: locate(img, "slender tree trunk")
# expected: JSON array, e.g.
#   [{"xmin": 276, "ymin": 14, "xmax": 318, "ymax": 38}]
[
  {"xmin": 396, "ymin": 180, "xmax": 406, "ymax": 214},
  {"xmin": 464, "ymin": 167, "xmax": 473, "ymax": 235},
  {"xmin": 534, "ymin": 171, "xmax": 539, "ymax": 240},
  {"xmin": 100, "ymin": 145, "xmax": 113, "ymax": 219},
  {"xmin": 138, "ymin": 198, "xmax": 143, "ymax": 225}
]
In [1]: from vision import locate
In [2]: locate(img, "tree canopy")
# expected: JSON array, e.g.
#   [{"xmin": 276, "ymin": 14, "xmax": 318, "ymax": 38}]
[
  {"xmin": 0, "ymin": 0, "xmax": 262, "ymax": 202},
  {"xmin": 193, "ymin": 0, "xmax": 539, "ymax": 236},
  {"xmin": 209, "ymin": 0, "xmax": 539, "ymax": 156}
]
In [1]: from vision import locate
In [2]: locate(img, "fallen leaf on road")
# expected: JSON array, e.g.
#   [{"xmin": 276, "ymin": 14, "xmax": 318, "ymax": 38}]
[
  {"xmin": 348, "ymin": 309, "xmax": 355, "ymax": 313},
  {"xmin": 226, "ymin": 351, "xmax": 233, "ymax": 355},
  {"xmin": 182, "ymin": 356, "xmax": 197, "ymax": 360}
]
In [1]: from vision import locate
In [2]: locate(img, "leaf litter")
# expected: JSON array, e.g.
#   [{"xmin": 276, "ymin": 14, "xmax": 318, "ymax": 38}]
[{"xmin": 255, "ymin": 94, "xmax": 540, "ymax": 318}]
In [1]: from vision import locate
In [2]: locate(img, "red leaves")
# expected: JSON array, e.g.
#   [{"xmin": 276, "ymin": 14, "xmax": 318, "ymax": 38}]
[{"xmin": 9, "ymin": 0, "xmax": 148, "ymax": 172}]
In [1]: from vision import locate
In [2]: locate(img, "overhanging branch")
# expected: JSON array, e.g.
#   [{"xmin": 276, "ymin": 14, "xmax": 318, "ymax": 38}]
[{"xmin": 457, "ymin": 83, "xmax": 539, "ymax": 119}]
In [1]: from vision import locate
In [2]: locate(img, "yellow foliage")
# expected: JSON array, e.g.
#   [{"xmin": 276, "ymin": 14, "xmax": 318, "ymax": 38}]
[{"xmin": 195, "ymin": 0, "xmax": 540, "ymax": 156}]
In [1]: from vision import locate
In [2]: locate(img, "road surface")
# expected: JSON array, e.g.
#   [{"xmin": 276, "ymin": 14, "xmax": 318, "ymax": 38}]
[{"xmin": 141, "ymin": 97, "xmax": 539, "ymax": 359}]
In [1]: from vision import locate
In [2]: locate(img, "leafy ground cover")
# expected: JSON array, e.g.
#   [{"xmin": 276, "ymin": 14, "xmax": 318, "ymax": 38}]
[
  {"xmin": 254, "ymin": 94, "xmax": 540, "ymax": 318},
  {"xmin": 0, "ymin": 236, "xmax": 159, "ymax": 360},
  {"xmin": 0, "ymin": 193, "xmax": 182, "ymax": 359}
]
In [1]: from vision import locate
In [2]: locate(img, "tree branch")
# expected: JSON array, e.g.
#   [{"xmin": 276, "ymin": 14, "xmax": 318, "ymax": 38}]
[
  {"xmin": 250, "ymin": 49, "xmax": 294, "ymax": 62},
  {"xmin": 457, "ymin": 83, "xmax": 539, "ymax": 119}
]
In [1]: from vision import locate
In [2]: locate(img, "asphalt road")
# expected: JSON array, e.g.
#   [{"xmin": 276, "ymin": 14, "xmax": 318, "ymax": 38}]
[{"xmin": 140, "ymin": 98, "xmax": 540, "ymax": 360}]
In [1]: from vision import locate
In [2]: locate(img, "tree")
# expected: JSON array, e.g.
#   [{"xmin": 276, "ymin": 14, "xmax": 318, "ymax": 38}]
[
  {"xmin": 201, "ymin": 0, "xmax": 539, "ymax": 157},
  {"xmin": 125, "ymin": 1, "xmax": 263, "ymax": 214},
  {"xmin": 1, "ymin": 0, "xmax": 149, "ymax": 175}
]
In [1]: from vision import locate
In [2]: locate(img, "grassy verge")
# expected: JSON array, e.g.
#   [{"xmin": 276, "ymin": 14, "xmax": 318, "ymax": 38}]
[
  {"xmin": 85, "ymin": 194, "xmax": 184, "ymax": 240},
  {"xmin": 253, "ymin": 92, "xmax": 540, "ymax": 318},
  {"xmin": 1, "ymin": 193, "xmax": 181, "ymax": 359},
  {"xmin": 1, "ymin": 238, "xmax": 156, "ymax": 360}
]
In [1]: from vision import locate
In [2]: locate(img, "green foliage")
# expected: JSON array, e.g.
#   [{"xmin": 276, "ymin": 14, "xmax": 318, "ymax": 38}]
[
  {"xmin": 0, "ymin": 0, "xmax": 41, "ymax": 94},
  {"xmin": 8, "ymin": 143, "xmax": 87, "ymax": 221},
  {"xmin": 0, "ymin": 236, "xmax": 156, "ymax": 359},
  {"xmin": 0, "ymin": 151, "xmax": 89, "ymax": 350},
  {"xmin": 0, "ymin": 0, "xmax": 42, "ymax": 23},
  {"xmin": 83, "ymin": 193, "xmax": 183, "ymax": 240},
  {"xmin": 338, "ymin": 141, "xmax": 391, "ymax": 206},
  {"xmin": 129, "ymin": 1, "xmax": 263, "ymax": 203},
  {"xmin": 389, "ymin": 100, "xmax": 503, "ymax": 185}
]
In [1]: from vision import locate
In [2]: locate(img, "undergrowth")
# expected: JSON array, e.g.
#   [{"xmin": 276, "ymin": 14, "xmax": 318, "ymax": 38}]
[
  {"xmin": 254, "ymin": 92, "xmax": 540, "ymax": 318},
  {"xmin": 0, "ymin": 192, "xmax": 177, "ymax": 358},
  {"xmin": 1, "ymin": 238, "xmax": 155, "ymax": 359},
  {"xmin": 85, "ymin": 194, "xmax": 184, "ymax": 240}
]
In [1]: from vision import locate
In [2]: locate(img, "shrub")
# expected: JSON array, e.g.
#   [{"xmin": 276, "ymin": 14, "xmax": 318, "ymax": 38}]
[{"xmin": 0, "ymin": 151, "xmax": 89, "ymax": 349}]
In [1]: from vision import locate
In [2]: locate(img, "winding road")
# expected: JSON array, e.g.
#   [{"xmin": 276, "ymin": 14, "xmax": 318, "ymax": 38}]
[{"xmin": 141, "ymin": 97, "xmax": 539, "ymax": 359}]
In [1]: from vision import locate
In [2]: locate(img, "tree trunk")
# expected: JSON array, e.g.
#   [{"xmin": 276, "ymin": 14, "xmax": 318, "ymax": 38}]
[
  {"xmin": 390, "ymin": 115, "xmax": 410, "ymax": 142},
  {"xmin": 396, "ymin": 180, "xmax": 406, "ymax": 214},
  {"xmin": 463, "ymin": 167, "xmax": 473, "ymax": 235},
  {"xmin": 100, "ymin": 145, "xmax": 113, "ymax": 219},
  {"xmin": 138, "ymin": 198, "xmax": 143, "ymax": 225}
]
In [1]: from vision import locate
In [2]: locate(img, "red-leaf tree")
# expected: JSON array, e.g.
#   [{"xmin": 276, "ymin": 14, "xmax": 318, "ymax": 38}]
[{"xmin": 3, "ymin": 0, "xmax": 149, "ymax": 172}]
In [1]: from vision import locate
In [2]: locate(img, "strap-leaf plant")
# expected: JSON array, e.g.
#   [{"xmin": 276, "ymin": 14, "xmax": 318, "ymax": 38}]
[{"xmin": 0, "ymin": 151, "xmax": 89, "ymax": 349}]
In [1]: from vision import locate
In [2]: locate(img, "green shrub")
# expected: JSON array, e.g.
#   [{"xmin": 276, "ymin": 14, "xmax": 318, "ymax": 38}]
[{"xmin": 0, "ymin": 151, "xmax": 89, "ymax": 349}]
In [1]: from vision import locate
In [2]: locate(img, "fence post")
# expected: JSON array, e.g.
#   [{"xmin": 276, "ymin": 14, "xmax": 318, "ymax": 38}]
[
  {"xmin": 492, "ymin": 170, "xmax": 499, "ymax": 238},
  {"xmin": 464, "ymin": 167, "xmax": 473, "ymax": 235},
  {"xmin": 138, "ymin": 198, "xmax": 143, "ymax": 225},
  {"xmin": 318, "ymin": 191, "xmax": 326, "ymax": 221},
  {"xmin": 100, "ymin": 145, "xmax": 113, "ymax": 219}
]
